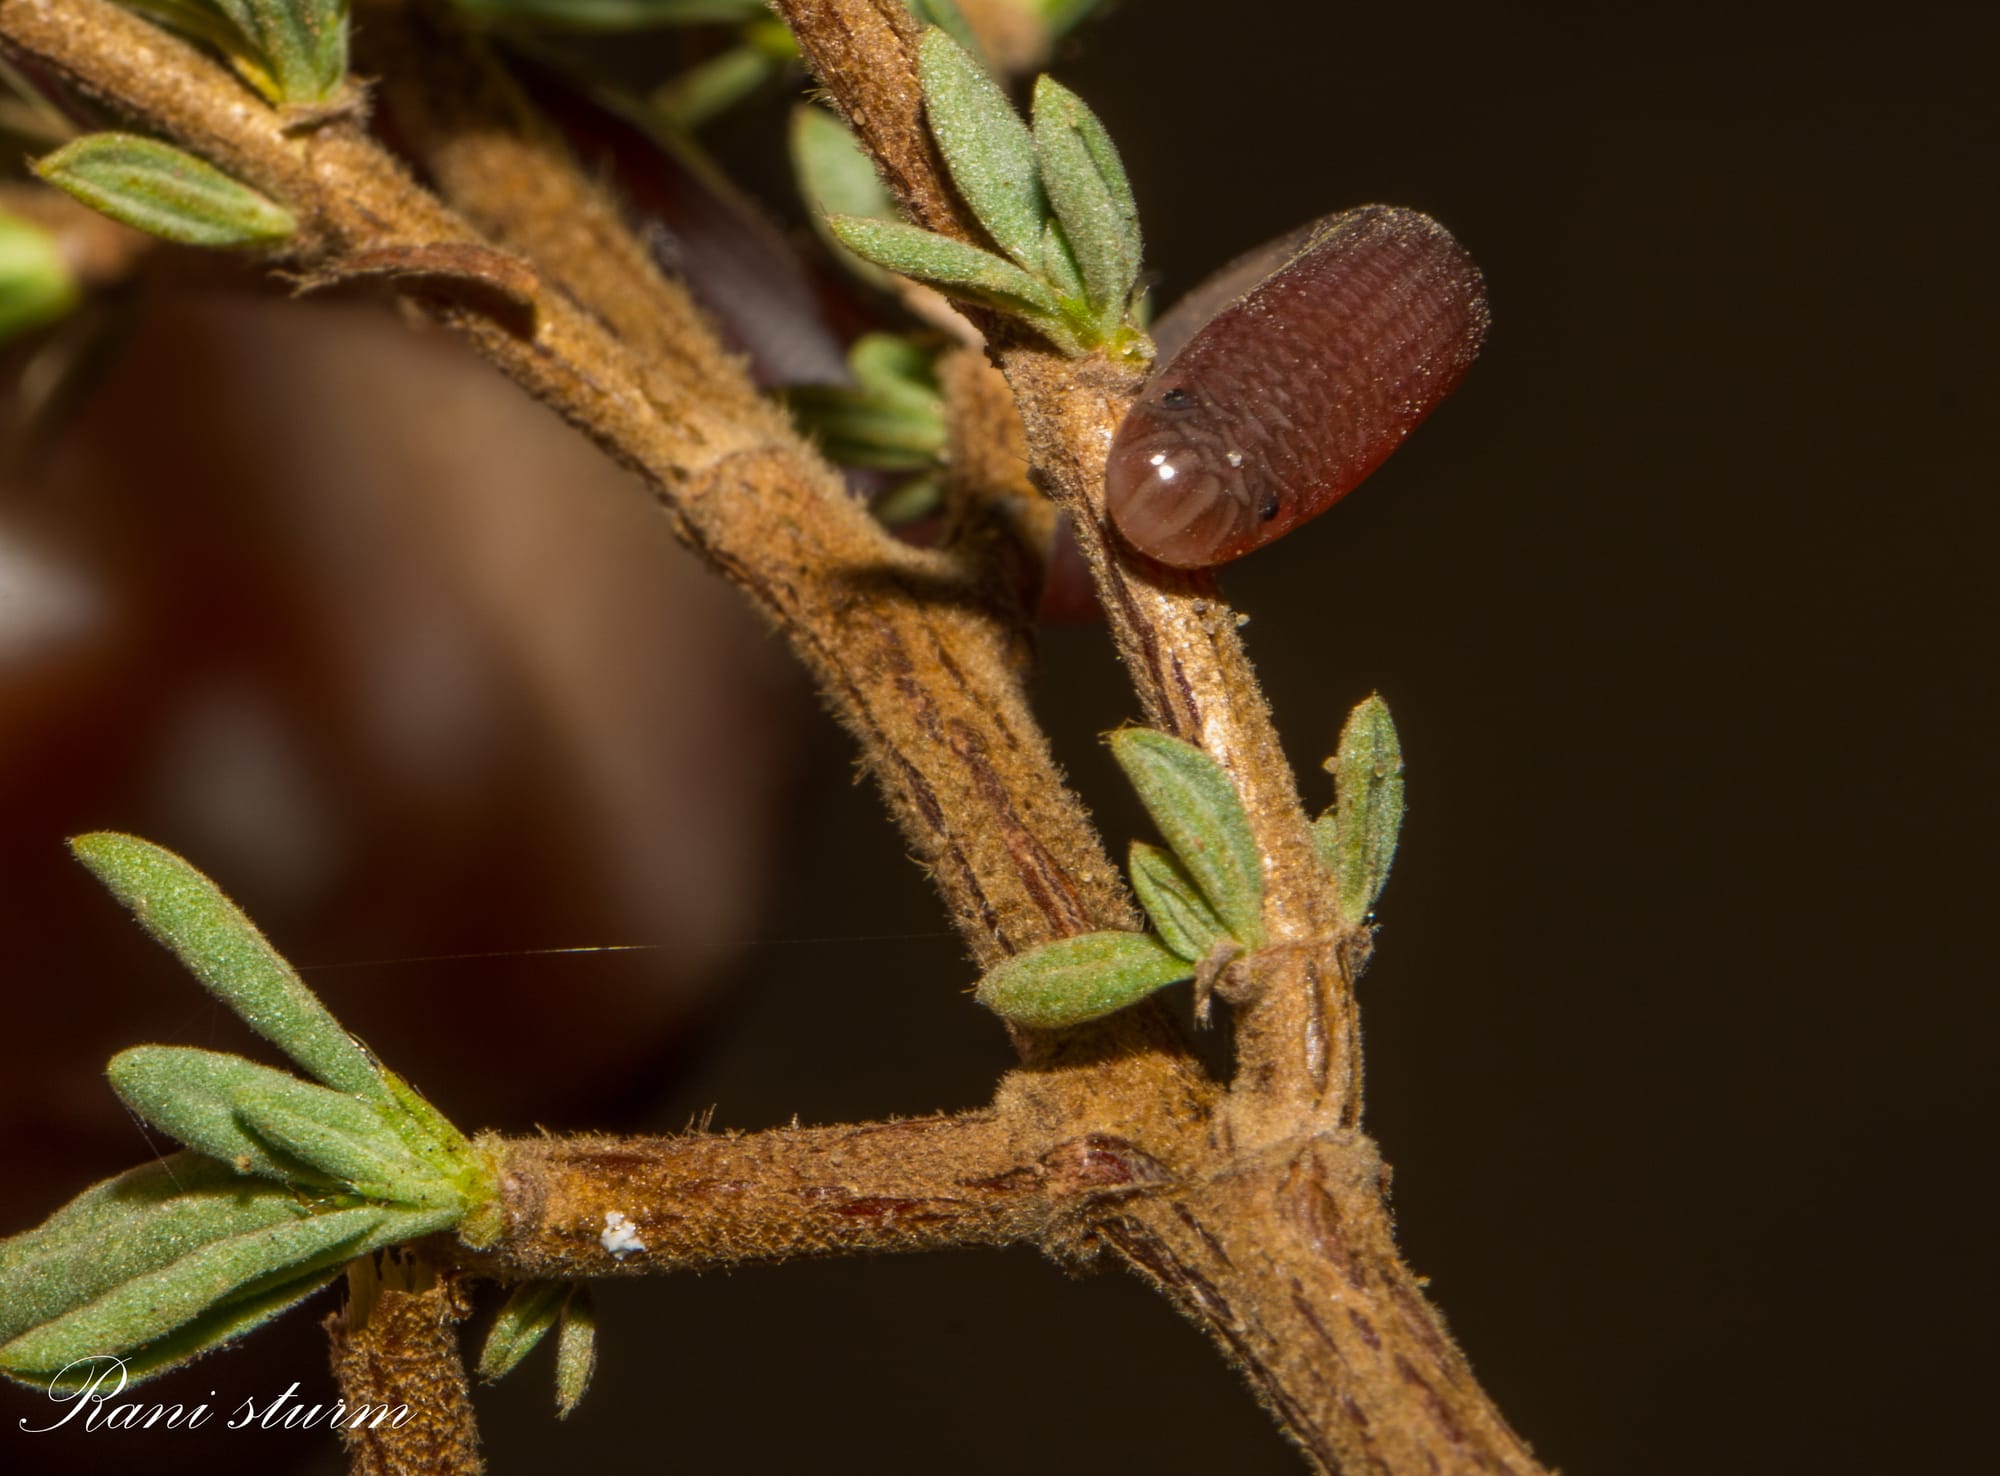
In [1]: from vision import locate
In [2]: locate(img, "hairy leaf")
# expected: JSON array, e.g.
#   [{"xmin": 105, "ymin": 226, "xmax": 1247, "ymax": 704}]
[
  {"xmin": 235, "ymin": 1088, "xmax": 460, "ymax": 1209},
  {"xmin": 0, "ymin": 1154, "xmax": 305, "ymax": 1348},
  {"xmin": 1313, "ymin": 694, "xmax": 1406, "ymax": 924},
  {"xmin": 1108, "ymin": 729, "xmax": 1266, "ymax": 947},
  {"xmin": 975, "ymin": 929, "xmax": 1192, "ymax": 1028},
  {"xmin": 554, "ymin": 1285, "xmax": 598, "ymax": 1418},
  {"xmin": 0, "ymin": 1148, "xmax": 461, "ymax": 1391},
  {"xmin": 209, "ymin": 0, "xmax": 348, "ymax": 103},
  {"xmin": 917, "ymin": 26, "xmax": 1045, "ymax": 270},
  {"xmin": 478, "ymin": 1281, "xmax": 568, "ymax": 1382},
  {"xmin": 33, "ymin": 134, "xmax": 295, "ymax": 249},
  {"xmin": 826, "ymin": 217, "xmax": 1067, "ymax": 326},
  {"xmin": 906, "ymin": 1, "xmax": 984, "ymax": 66},
  {"xmin": 70, "ymin": 833, "xmax": 386, "ymax": 1101},
  {"xmin": 1031, "ymin": 75, "xmax": 1140, "ymax": 321},
  {"xmin": 786, "ymin": 333, "xmax": 945, "ymax": 471},
  {"xmin": 108, "ymin": 1047, "xmax": 345, "ymax": 1187},
  {"xmin": 1128, "ymin": 841, "xmax": 1230, "ymax": 963}
]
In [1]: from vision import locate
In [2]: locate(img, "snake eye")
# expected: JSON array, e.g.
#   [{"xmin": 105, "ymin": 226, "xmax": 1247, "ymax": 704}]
[{"xmin": 1158, "ymin": 386, "xmax": 1194, "ymax": 410}]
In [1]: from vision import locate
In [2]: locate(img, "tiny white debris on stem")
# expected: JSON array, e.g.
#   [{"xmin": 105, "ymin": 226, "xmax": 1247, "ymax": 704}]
[{"xmin": 600, "ymin": 1210, "xmax": 647, "ymax": 1259}]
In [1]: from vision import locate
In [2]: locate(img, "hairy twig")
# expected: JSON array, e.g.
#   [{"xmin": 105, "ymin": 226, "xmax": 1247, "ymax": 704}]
[
  {"xmin": 0, "ymin": 1, "xmax": 1550, "ymax": 1471},
  {"xmin": 0, "ymin": 0, "xmax": 1144, "ymax": 973},
  {"xmin": 772, "ymin": 4, "xmax": 1544, "ymax": 1470},
  {"xmin": 460, "ymin": 1112, "xmax": 1182, "ymax": 1279}
]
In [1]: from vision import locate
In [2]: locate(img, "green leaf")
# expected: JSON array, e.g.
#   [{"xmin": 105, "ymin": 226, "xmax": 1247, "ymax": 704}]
[
  {"xmin": 1127, "ymin": 841, "xmax": 1230, "ymax": 963},
  {"xmin": 792, "ymin": 107, "xmax": 896, "ymax": 224},
  {"xmin": 451, "ymin": 0, "xmax": 768, "ymax": 31},
  {"xmin": 1108, "ymin": 729, "xmax": 1265, "ymax": 947},
  {"xmin": 1313, "ymin": 695, "xmax": 1406, "ymax": 924},
  {"xmin": 119, "ymin": 2, "xmax": 277, "ymax": 96},
  {"xmin": 1, "ymin": 1193, "xmax": 380, "ymax": 1388},
  {"xmin": 826, "ymin": 217, "xmax": 1080, "ymax": 351},
  {"xmin": 0, "ymin": 210, "xmax": 80, "ymax": 343},
  {"xmin": 209, "ymin": 0, "xmax": 348, "ymax": 104},
  {"xmin": 975, "ymin": 929, "xmax": 1192, "ymax": 1028},
  {"xmin": 917, "ymin": 26, "xmax": 1045, "ymax": 270},
  {"xmin": 0, "ymin": 1147, "xmax": 463, "ymax": 1390},
  {"xmin": 0, "ymin": 1154, "xmax": 306, "ymax": 1347},
  {"xmin": 108, "ymin": 1046, "xmax": 343, "ymax": 1187},
  {"xmin": 1030, "ymin": 75, "xmax": 1140, "ymax": 321},
  {"xmin": 235, "ymin": 1087, "xmax": 461, "ymax": 1210},
  {"xmin": 478, "ymin": 1281, "xmax": 568, "ymax": 1382},
  {"xmin": 70, "ymin": 833, "xmax": 387, "ymax": 1102},
  {"xmin": 1039, "ymin": 217, "xmax": 1086, "ymax": 302},
  {"xmin": 791, "ymin": 105, "xmax": 899, "ymax": 287},
  {"xmin": 786, "ymin": 386, "xmax": 946, "ymax": 470},
  {"xmin": 33, "ymin": 135, "xmax": 295, "ymax": 249},
  {"xmin": 554, "ymin": 1285, "xmax": 598, "ymax": 1419},
  {"xmin": 848, "ymin": 333, "xmax": 941, "ymax": 408},
  {"xmin": 785, "ymin": 333, "xmax": 946, "ymax": 471}
]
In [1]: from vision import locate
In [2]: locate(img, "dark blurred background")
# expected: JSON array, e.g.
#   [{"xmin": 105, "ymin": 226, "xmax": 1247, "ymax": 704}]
[{"xmin": 1, "ymin": 1, "xmax": 1993, "ymax": 1472}]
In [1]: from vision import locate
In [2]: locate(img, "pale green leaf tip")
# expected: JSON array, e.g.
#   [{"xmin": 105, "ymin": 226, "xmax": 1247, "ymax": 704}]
[
  {"xmin": 1322, "ymin": 694, "xmax": 1407, "ymax": 923},
  {"xmin": 66, "ymin": 830, "xmax": 389, "ymax": 1102},
  {"xmin": 554, "ymin": 1285, "xmax": 598, "ymax": 1419},
  {"xmin": 33, "ymin": 134, "xmax": 296, "ymax": 249},
  {"xmin": 478, "ymin": 1280, "xmax": 567, "ymax": 1383}
]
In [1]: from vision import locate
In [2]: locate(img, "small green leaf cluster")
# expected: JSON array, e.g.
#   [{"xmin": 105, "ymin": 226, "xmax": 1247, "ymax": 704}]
[
  {"xmin": 1312, "ymin": 695, "xmax": 1407, "ymax": 926},
  {"xmin": 978, "ymin": 701, "xmax": 1412, "ymax": 1029},
  {"xmin": 823, "ymin": 28, "xmax": 1145, "ymax": 357},
  {"xmin": 0, "ymin": 834, "xmax": 496, "ymax": 1390},
  {"xmin": 478, "ymin": 1281, "xmax": 599, "ymax": 1418},
  {"xmin": 33, "ymin": 134, "xmax": 296, "ymax": 249},
  {"xmin": 784, "ymin": 334, "xmax": 946, "ymax": 472},
  {"xmin": 123, "ymin": 0, "xmax": 349, "ymax": 107},
  {"xmin": 977, "ymin": 729, "xmax": 1265, "ymax": 1028},
  {"xmin": 783, "ymin": 333, "xmax": 948, "ymax": 525},
  {"xmin": 0, "ymin": 210, "xmax": 81, "ymax": 344}
]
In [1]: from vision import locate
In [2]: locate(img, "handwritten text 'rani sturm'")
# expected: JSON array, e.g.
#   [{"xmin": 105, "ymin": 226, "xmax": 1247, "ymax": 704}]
[{"xmin": 18, "ymin": 1357, "xmax": 412, "ymax": 1434}]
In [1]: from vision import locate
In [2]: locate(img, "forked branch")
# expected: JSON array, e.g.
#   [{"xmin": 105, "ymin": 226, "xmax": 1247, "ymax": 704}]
[{"xmin": 0, "ymin": 2, "xmax": 1549, "ymax": 1471}]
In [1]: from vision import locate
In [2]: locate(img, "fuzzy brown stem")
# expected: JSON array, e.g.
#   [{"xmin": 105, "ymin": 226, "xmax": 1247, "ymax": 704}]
[
  {"xmin": 6, "ymin": 2, "xmax": 1550, "ymax": 1470},
  {"xmin": 770, "ymin": 6, "xmax": 1546, "ymax": 1471},
  {"xmin": 776, "ymin": 0, "xmax": 1343, "ymax": 1114},
  {"xmin": 463, "ymin": 1112, "xmax": 1182, "ymax": 1279},
  {"xmin": 325, "ymin": 1258, "xmax": 484, "ymax": 1476},
  {"xmin": 0, "ymin": 0, "xmax": 1139, "ymax": 969},
  {"xmin": 772, "ymin": 0, "xmax": 970, "ymax": 241},
  {"xmin": 1105, "ymin": 1136, "xmax": 1543, "ymax": 1476}
]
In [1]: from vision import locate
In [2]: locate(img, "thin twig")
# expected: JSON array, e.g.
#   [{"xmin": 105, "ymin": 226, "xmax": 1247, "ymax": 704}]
[
  {"xmin": 0, "ymin": 0, "xmax": 1146, "ymax": 972},
  {"xmin": 459, "ymin": 1111, "xmax": 1185, "ymax": 1280},
  {"xmin": 0, "ymin": 2, "xmax": 1552, "ymax": 1470}
]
